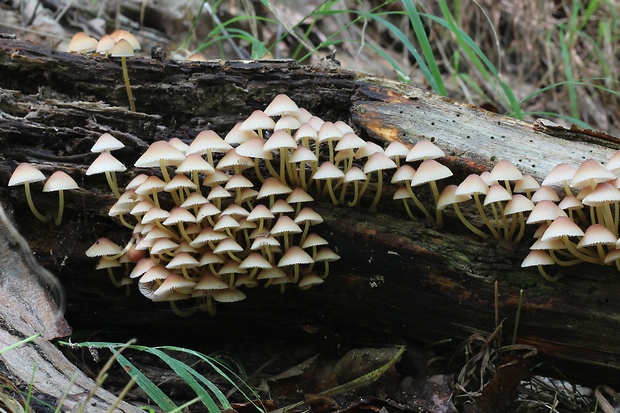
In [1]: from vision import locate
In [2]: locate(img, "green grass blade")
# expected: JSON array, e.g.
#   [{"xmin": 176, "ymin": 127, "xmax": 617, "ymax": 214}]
[
  {"xmin": 0, "ymin": 333, "xmax": 40, "ymax": 355},
  {"xmin": 112, "ymin": 350, "xmax": 178, "ymax": 412},
  {"xmin": 432, "ymin": 1, "xmax": 523, "ymax": 118},
  {"xmin": 559, "ymin": 27, "xmax": 579, "ymax": 120},
  {"xmin": 145, "ymin": 348, "xmax": 227, "ymax": 413},
  {"xmin": 402, "ymin": 0, "xmax": 446, "ymax": 95},
  {"xmin": 523, "ymin": 111, "xmax": 591, "ymax": 129},
  {"xmin": 157, "ymin": 346, "xmax": 262, "ymax": 411}
]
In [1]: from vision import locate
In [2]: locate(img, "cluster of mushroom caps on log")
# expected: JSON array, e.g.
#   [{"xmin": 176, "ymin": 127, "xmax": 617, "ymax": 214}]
[{"xmin": 1, "ymin": 34, "xmax": 620, "ymax": 409}]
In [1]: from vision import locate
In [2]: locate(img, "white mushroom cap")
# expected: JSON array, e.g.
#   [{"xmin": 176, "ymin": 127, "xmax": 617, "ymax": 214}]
[
  {"xmin": 406, "ymin": 140, "xmax": 444, "ymax": 162},
  {"xmin": 110, "ymin": 39, "xmax": 135, "ymax": 58},
  {"xmin": 67, "ymin": 32, "xmax": 98, "ymax": 53},
  {"xmin": 43, "ymin": 171, "xmax": 79, "ymax": 192},
  {"xmin": 275, "ymin": 115, "xmax": 301, "ymax": 132},
  {"xmin": 577, "ymin": 224, "xmax": 616, "ymax": 248},
  {"xmin": 135, "ymin": 141, "xmax": 186, "ymax": 168},
  {"xmin": 9, "ymin": 163, "xmax": 46, "ymax": 186},
  {"xmin": 504, "ymin": 194, "xmax": 535, "ymax": 215},
  {"xmin": 110, "ymin": 29, "xmax": 141, "ymax": 50},
  {"xmin": 531, "ymin": 186, "xmax": 560, "ymax": 203},
  {"xmin": 436, "ymin": 184, "xmax": 471, "ymax": 210},
  {"xmin": 96, "ymin": 35, "xmax": 116, "ymax": 55},
  {"xmin": 257, "ymin": 177, "xmax": 293, "ymax": 199},
  {"xmin": 87, "ymin": 152, "xmax": 127, "ymax": 175},
  {"xmin": 410, "ymin": 159, "xmax": 452, "ymax": 187},
  {"xmin": 176, "ymin": 154, "xmax": 216, "ymax": 174},
  {"xmin": 278, "ymin": 246, "xmax": 314, "ymax": 266},
  {"xmin": 86, "ymin": 237, "xmax": 122, "ymax": 257},
  {"xmin": 187, "ymin": 130, "xmax": 232, "ymax": 156},
  {"xmin": 264, "ymin": 94, "xmax": 300, "ymax": 117},
  {"xmin": 363, "ymin": 152, "xmax": 397, "ymax": 174},
  {"xmin": 570, "ymin": 159, "xmax": 615, "ymax": 189},
  {"xmin": 540, "ymin": 216, "xmax": 585, "ymax": 241},
  {"xmin": 239, "ymin": 110, "xmax": 275, "ymax": 132},
  {"xmin": 455, "ymin": 174, "xmax": 488, "ymax": 196},
  {"xmin": 542, "ymin": 163, "xmax": 578, "ymax": 187},
  {"xmin": 313, "ymin": 161, "xmax": 345, "ymax": 180},
  {"xmin": 483, "ymin": 184, "xmax": 512, "ymax": 205},
  {"xmin": 298, "ymin": 273, "xmax": 324, "ymax": 288},
  {"xmin": 194, "ymin": 272, "xmax": 229, "ymax": 290},
  {"xmin": 91, "ymin": 133, "xmax": 125, "ymax": 152},
  {"xmin": 521, "ymin": 250, "xmax": 554, "ymax": 267},
  {"xmin": 489, "ymin": 159, "xmax": 523, "ymax": 182},
  {"xmin": 526, "ymin": 200, "xmax": 567, "ymax": 224}
]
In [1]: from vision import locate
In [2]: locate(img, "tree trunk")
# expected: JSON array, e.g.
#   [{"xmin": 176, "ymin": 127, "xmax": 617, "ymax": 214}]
[{"xmin": 1, "ymin": 35, "xmax": 619, "ymax": 406}]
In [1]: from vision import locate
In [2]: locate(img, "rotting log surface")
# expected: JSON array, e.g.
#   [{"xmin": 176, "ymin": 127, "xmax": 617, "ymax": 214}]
[{"xmin": 1, "ymin": 36, "xmax": 620, "ymax": 397}]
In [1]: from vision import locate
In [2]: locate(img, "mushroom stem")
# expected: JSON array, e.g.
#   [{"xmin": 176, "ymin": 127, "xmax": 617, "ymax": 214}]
[
  {"xmin": 24, "ymin": 182, "xmax": 50, "ymax": 222},
  {"xmin": 169, "ymin": 301, "xmax": 198, "ymax": 317},
  {"xmin": 369, "ymin": 172, "xmax": 383, "ymax": 212},
  {"xmin": 452, "ymin": 203, "xmax": 489, "ymax": 239},
  {"xmin": 325, "ymin": 179, "xmax": 339, "ymax": 206},
  {"xmin": 537, "ymin": 265, "xmax": 562, "ymax": 282},
  {"xmin": 472, "ymin": 193, "xmax": 501, "ymax": 239},
  {"xmin": 104, "ymin": 170, "xmax": 122, "ymax": 198},
  {"xmin": 118, "ymin": 213, "xmax": 135, "ymax": 229},
  {"xmin": 549, "ymin": 250, "xmax": 582, "ymax": 266},
  {"xmin": 53, "ymin": 190, "xmax": 65, "ymax": 226},
  {"xmin": 107, "ymin": 267, "xmax": 123, "ymax": 288},
  {"xmin": 405, "ymin": 183, "xmax": 434, "ymax": 222},
  {"xmin": 562, "ymin": 236, "xmax": 600, "ymax": 264},
  {"xmin": 120, "ymin": 56, "xmax": 136, "ymax": 112}
]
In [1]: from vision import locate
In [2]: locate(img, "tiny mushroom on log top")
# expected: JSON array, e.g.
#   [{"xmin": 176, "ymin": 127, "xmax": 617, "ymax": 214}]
[{"xmin": 110, "ymin": 38, "xmax": 138, "ymax": 112}]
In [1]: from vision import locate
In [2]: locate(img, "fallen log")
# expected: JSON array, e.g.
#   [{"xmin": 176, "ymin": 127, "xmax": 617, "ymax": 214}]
[{"xmin": 1, "ymin": 35, "xmax": 619, "ymax": 404}]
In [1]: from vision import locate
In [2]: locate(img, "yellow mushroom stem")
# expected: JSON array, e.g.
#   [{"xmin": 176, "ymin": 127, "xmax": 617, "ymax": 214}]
[
  {"xmin": 177, "ymin": 223, "xmax": 192, "ymax": 244},
  {"xmin": 24, "ymin": 182, "xmax": 50, "ymax": 222},
  {"xmin": 404, "ymin": 183, "xmax": 433, "ymax": 222},
  {"xmin": 427, "ymin": 181, "xmax": 443, "ymax": 225},
  {"xmin": 170, "ymin": 301, "xmax": 199, "ymax": 317},
  {"xmin": 472, "ymin": 193, "xmax": 501, "ymax": 239},
  {"xmin": 324, "ymin": 178, "xmax": 339, "ymax": 206},
  {"xmin": 53, "ymin": 190, "xmax": 66, "ymax": 226},
  {"xmin": 506, "ymin": 212, "xmax": 526, "ymax": 243},
  {"xmin": 369, "ymin": 171, "xmax": 383, "ymax": 212},
  {"xmin": 107, "ymin": 267, "xmax": 123, "ymax": 288},
  {"xmin": 153, "ymin": 220, "xmax": 181, "ymax": 243},
  {"xmin": 450, "ymin": 203, "xmax": 489, "ymax": 240},
  {"xmin": 291, "ymin": 265, "xmax": 301, "ymax": 283},
  {"xmin": 118, "ymin": 212, "xmax": 135, "ymax": 229},
  {"xmin": 104, "ymin": 170, "xmax": 122, "ymax": 198},
  {"xmin": 226, "ymin": 251, "xmax": 242, "ymax": 264},
  {"xmin": 120, "ymin": 56, "xmax": 136, "ymax": 112},
  {"xmin": 320, "ymin": 261, "xmax": 331, "ymax": 279},
  {"xmin": 561, "ymin": 235, "xmax": 600, "ymax": 264},
  {"xmin": 549, "ymin": 250, "xmax": 582, "ymax": 266},
  {"xmin": 537, "ymin": 265, "xmax": 562, "ymax": 282},
  {"xmin": 199, "ymin": 297, "xmax": 217, "ymax": 316}
]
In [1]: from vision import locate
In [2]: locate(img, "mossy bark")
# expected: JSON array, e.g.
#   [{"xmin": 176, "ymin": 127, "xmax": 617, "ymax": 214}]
[{"xmin": 1, "ymin": 36, "xmax": 620, "ymax": 403}]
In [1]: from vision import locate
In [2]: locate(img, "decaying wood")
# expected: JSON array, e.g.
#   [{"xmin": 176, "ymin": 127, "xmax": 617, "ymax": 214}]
[
  {"xmin": 1, "ymin": 35, "xmax": 620, "ymax": 404},
  {"xmin": 0, "ymin": 204, "xmax": 143, "ymax": 413}
]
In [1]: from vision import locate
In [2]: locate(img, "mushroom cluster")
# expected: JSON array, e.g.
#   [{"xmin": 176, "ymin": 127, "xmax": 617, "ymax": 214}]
[
  {"xmin": 86, "ymin": 96, "xmax": 353, "ymax": 316},
  {"xmin": 431, "ymin": 155, "xmax": 620, "ymax": 282}
]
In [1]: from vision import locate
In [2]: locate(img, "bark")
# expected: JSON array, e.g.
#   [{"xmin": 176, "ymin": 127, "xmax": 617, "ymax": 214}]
[{"xmin": 1, "ymin": 35, "xmax": 620, "ymax": 404}]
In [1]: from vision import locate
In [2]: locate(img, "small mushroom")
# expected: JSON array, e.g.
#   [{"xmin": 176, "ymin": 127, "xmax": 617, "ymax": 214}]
[
  {"xmin": 42, "ymin": 171, "xmax": 79, "ymax": 225},
  {"xmin": 8, "ymin": 163, "xmax": 50, "ymax": 222}
]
